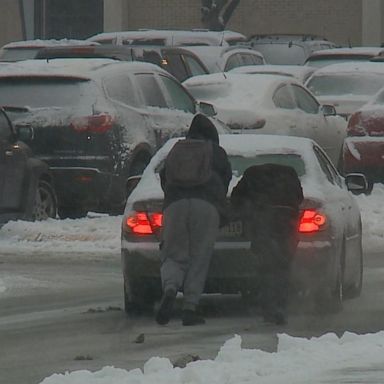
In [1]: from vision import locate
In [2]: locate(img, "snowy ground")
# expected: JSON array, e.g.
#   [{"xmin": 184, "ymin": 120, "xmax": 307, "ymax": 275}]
[{"xmin": 0, "ymin": 184, "xmax": 383, "ymax": 384}]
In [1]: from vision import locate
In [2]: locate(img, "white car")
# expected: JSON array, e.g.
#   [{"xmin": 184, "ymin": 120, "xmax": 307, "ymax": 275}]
[
  {"xmin": 183, "ymin": 72, "xmax": 347, "ymax": 166},
  {"xmin": 87, "ymin": 29, "xmax": 247, "ymax": 47},
  {"xmin": 306, "ymin": 62, "xmax": 384, "ymax": 119},
  {"xmin": 121, "ymin": 134, "xmax": 367, "ymax": 314},
  {"xmin": 180, "ymin": 46, "xmax": 265, "ymax": 73},
  {"xmin": 229, "ymin": 64, "xmax": 316, "ymax": 83}
]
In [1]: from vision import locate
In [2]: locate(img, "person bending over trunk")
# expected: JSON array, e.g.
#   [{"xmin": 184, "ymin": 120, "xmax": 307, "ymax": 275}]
[
  {"xmin": 156, "ymin": 113, "xmax": 232, "ymax": 326},
  {"xmin": 230, "ymin": 164, "xmax": 303, "ymax": 325}
]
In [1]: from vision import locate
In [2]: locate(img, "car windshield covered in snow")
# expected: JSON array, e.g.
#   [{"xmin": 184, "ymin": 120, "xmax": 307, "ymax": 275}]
[{"xmin": 307, "ymin": 74, "xmax": 384, "ymax": 96}]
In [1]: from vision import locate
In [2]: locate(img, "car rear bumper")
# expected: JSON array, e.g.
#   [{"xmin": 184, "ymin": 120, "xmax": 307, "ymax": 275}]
[
  {"xmin": 121, "ymin": 238, "xmax": 334, "ymax": 293},
  {"xmin": 343, "ymin": 137, "xmax": 384, "ymax": 182},
  {"xmin": 50, "ymin": 167, "xmax": 116, "ymax": 208}
]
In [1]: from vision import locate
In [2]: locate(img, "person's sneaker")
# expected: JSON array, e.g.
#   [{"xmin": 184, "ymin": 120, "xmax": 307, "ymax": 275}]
[
  {"xmin": 182, "ymin": 310, "xmax": 206, "ymax": 326},
  {"xmin": 155, "ymin": 289, "xmax": 176, "ymax": 325}
]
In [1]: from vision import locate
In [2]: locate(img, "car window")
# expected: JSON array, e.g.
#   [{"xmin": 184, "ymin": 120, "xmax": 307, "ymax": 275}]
[
  {"xmin": 224, "ymin": 54, "xmax": 242, "ymax": 71},
  {"xmin": 104, "ymin": 74, "xmax": 138, "ymax": 107},
  {"xmin": 0, "ymin": 78, "xmax": 96, "ymax": 108},
  {"xmin": 307, "ymin": 74, "xmax": 384, "ymax": 96},
  {"xmin": 241, "ymin": 53, "xmax": 263, "ymax": 65},
  {"xmin": 158, "ymin": 75, "xmax": 196, "ymax": 113},
  {"xmin": 163, "ymin": 53, "xmax": 189, "ymax": 82},
  {"xmin": 292, "ymin": 85, "xmax": 320, "ymax": 114},
  {"xmin": 273, "ymin": 85, "xmax": 296, "ymax": 109},
  {"xmin": 135, "ymin": 73, "xmax": 167, "ymax": 108},
  {"xmin": 313, "ymin": 145, "xmax": 341, "ymax": 185},
  {"xmin": 252, "ymin": 43, "xmax": 307, "ymax": 65},
  {"xmin": 183, "ymin": 55, "xmax": 207, "ymax": 77},
  {"xmin": 0, "ymin": 110, "xmax": 12, "ymax": 140}
]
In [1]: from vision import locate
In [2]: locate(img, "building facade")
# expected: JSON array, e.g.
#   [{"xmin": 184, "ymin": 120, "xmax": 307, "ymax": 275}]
[{"xmin": 1, "ymin": 0, "xmax": 384, "ymax": 48}]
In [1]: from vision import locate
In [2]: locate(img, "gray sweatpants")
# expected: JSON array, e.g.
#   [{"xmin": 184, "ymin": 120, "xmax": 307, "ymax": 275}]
[{"xmin": 160, "ymin": 198, "xmax": 219, "ymax": 311}]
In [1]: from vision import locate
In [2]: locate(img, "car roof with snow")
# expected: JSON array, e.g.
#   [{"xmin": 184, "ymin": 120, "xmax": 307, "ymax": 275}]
[
  {"xmin": 1, "ymin": 39, "xmax": 99, "ymax": 49},
  {"xmin": 307, "ymin": 46, "xmax": 384, "ymax": 58},
  {"xmin": 183, "ymin": 72, "xmax": 300, "ymax": 106},
  {"xmin": 229, "ymin": 64, "xmax": 316, "ymax": 82},
  {"xmin": 308, "ymin": 61, "xmax": 384, "ymax": 76},
  {"xmin": 0, "ymin": 58, "xmax": 168, "ymax": 80},
  {"xmin": 87, "ymin": 29, "xmax": 247, "ymax": 46}
]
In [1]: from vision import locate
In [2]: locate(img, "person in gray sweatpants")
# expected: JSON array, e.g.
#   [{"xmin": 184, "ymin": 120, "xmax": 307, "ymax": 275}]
[{"xmin": 156, "ymin": 114, "xmax": 232, "ymax": 326}]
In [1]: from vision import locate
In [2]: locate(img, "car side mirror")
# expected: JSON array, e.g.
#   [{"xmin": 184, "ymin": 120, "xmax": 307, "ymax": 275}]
[
  {"xmin": 197, "ymin": 101, "xmax": 217, "ymax": 117},
  {"xmin": 321, "ymin": 104, "xmax": 336, "ymax": 116},
  {"xmin": 15, "ymin": 125, "xmax": 33, "ymax": 142},
  {"xmin": 345, "ymin": 173, "xmax": 368, "ymax": 195}
]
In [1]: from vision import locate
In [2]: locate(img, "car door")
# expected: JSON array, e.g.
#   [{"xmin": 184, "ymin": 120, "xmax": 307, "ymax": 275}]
[
  {"xmin": 0, "ymin": 109, "xmax": 26, "ymax": 212},
  {"xmin": 269, "ymin": 83, "xmax": 306, "ymax": 137},
  {"xmin": 291, "ymin": 84, "xmax": 342, "ymax": 165},
  {"xmin": 313, "ymin": 144, "xmax": 360, "ymax": 284},
  {"xmin": 133, "ymin": 72, "xmax": 194, "ymax": 148}
]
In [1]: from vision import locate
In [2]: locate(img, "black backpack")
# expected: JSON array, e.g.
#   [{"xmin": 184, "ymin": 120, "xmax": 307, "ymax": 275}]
[{"xmin": 165, "ymin": 139, "xmax": 213, "ymax": 188}]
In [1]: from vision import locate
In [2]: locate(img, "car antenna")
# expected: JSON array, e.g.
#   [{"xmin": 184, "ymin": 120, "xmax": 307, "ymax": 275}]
[{"xmin": 220, "ymin": 31, "xmax": 225, "ymax": 46}]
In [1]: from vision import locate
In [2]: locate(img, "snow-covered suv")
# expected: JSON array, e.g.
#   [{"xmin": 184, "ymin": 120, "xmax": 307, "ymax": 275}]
[{"xmin": 0, "ymin": 59, "xmax": 216, "ymax": 218}]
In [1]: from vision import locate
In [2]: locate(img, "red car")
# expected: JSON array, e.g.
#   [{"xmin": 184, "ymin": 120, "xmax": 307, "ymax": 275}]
[{"xmin": 343, "ymin": 89, "xmax": 384, "ymax": 192}]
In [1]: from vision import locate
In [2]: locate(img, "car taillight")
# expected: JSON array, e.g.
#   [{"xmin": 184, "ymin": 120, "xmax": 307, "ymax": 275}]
[
  {"xmin": 70, "ymin": 113, "xmax": 114, "ymax": 134},
  {"xmin": 299, "ymin": 209, "xmax": 326, "ymax": 233},
  {"xmin": 347, "ymin": 112, "xmax": 365, "ymax": 137},
  {"xmin": 125, "ymin": 211, "xmax": 163, "ymax": 235}
]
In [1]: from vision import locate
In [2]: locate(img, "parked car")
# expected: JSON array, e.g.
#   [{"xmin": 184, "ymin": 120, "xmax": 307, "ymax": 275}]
[
  {"xmin": 121, "ymin": 134, "xmax": 367, "ymax": 313},
  {"xmin": 183, "ymin": 72, "xmax": 347, "ymax": 166},
  {"xmin": 35, "ymin": 44, "xmax": 209, "ymax": 82},
  {"xmin": 229, "ymin": 64, "xmax": 316, "ymax": 83},
  {"xmin": 87, "ymin": 29, "xmax": 247, "ymax": 47},
  {"xmin": 0, "ymin": 59, "xmax": 222, "ymax": 219},
  {"xmin": 342, "ymin": 87, "xmax": 384, "ymax": 191},
  {"xmin": 0, "ymin": 39, "xmax": 98, "ymax": 62},
  {"xmin": 0, "ymin": 106, "xmax": 57, "ymax": 224},
  {"xmin": 306, "ymin": 62, "xmax": 384, "ymax": 119},
  {"xmin": 180, "ymin": 45, "xmax": 265, "ymax": 73},
  {"xmin": 247, "ymin": 34, "xmax": 337, "ymax": 65},
  {"xmin": 305, "ymin": 47, "xmax": 384, "ymax": 68}
]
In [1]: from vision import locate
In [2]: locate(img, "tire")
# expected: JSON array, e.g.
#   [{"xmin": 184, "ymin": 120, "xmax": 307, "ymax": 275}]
[
  {"xmin": 124, "ymin": 277, "xmax": 161, "ymax": 314},
  {"xmin": 314, "ymin": 249, "xmax": 344, "ymax": 314},
  {"xmin": 32, "ymin": 180, "xmax": 57, "ymax": 221},
  {"xmin": 58, "ymin": 206, "xmax": 87, "ymax": 219},
  {"xmin": 344, "ymin": 235, "xmax": 363, "ymax": 299}
]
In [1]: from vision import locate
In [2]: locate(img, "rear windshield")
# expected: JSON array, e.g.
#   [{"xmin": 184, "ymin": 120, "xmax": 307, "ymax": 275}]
[
  {"xmin": 252, "ymin": 43, "xmax": 307, "ymax": 65},
  {"xmin": 307, "ymin": 74, "xmax": 384, "ymax": 96},
  {"xmin": 230, "ymin": 154, "xmax": 305, "ymax": 177},
  {"xmin": 0, "ymin": 77, "xmax": 97, "ymax": 108}
]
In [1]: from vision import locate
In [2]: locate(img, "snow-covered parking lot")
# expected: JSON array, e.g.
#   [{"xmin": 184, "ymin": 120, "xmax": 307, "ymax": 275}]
[{"xmin": 1, "ymin": 185, "xmax": 384, "ymax": 384}]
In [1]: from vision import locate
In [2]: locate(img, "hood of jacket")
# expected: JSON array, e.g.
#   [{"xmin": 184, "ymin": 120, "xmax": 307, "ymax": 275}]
[{"xmin": 186, "ymin": 114, "xmax": 219, "ymax": 144}]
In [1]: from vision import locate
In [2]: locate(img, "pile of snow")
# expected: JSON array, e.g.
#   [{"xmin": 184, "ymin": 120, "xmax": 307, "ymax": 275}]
[
  {"xmin": 40, "ymin": 332, "xmax": 384, "ymax": 384},
  {"xmin": 0, "ymin": 184, "xmax": 383, "ymax": 257}
]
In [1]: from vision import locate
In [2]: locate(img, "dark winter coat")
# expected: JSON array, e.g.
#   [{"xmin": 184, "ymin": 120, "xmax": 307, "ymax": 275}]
[
  {"xmin": 230, "ymin": 163, "xmax": 304, "ymax": 214},
  {"xmin": 160, "ymin": 114, "xmax": 232, "ymax": 225}
]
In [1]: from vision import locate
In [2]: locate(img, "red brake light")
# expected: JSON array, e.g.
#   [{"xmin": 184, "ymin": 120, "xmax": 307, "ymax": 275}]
[
  {"xmin": 299, "ymin": 209, "xmax": 326, "ymax": 233},
  {"xmin": 347, "ymin": 112, "xmax": 365, "ymax": 136},
  {"xmin": 126, "ymin": 212, "xmax": 163, "ymax": 235},
  {"xmin": 70, "ymin": 113, "xmax": 113, "ymax": 134}
]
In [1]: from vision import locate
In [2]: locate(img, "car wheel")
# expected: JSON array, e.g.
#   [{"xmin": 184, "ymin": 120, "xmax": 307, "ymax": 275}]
[
  {"xmin": 58, "ymin": 206, "xmax": 87, "ymax": 219},
  {"xmin": 124, "ymin": 277, "xmax": 161, "ymax": 314},
  {"xmin": 344, "ymin": 236, "xmax": 363, "ymax": 299},
  {"xmin": 32, "ymin": 180, "xmax": 57, "ymax": 221},
  {"xmin": 314, "ymin": 251, "xmax": 344, "ymax": 314}
]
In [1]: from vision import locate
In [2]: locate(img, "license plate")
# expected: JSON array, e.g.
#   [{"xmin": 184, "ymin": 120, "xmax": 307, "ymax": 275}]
[{"xmin": 219, "ymin": 220, "xmax": 243, "ymax": 238}]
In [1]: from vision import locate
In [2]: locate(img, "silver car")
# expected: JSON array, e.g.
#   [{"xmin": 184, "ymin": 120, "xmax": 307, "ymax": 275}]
[{"xmin": 121, "ymin": 134, "xmax": 367, "ymax": 314}]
